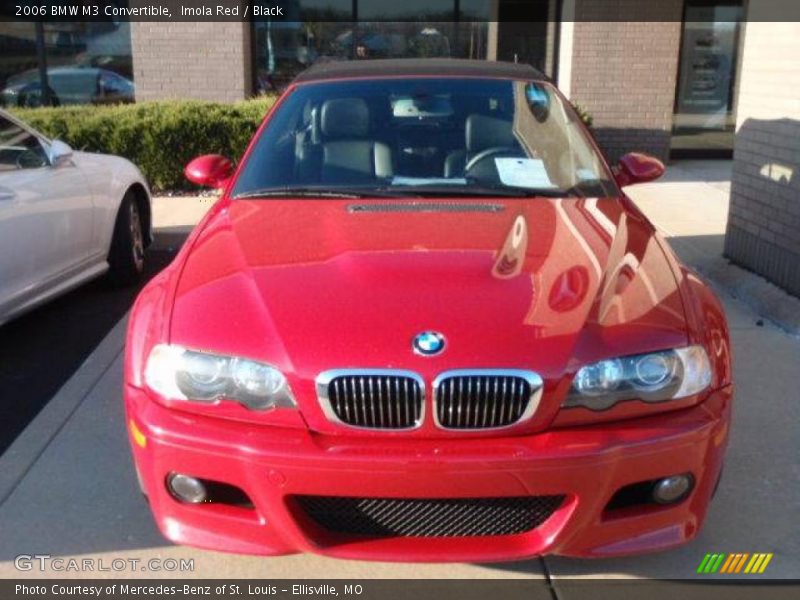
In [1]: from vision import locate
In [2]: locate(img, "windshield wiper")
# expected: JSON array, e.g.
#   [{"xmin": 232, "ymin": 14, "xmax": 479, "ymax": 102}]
[
  {"xmin": 233, "ymin": 186, "xmax": 412, "ymax": 199},
  {"xmin": 387, "ymin": 184, "xmax": 568, "ymax": 198},
  {"xmin": 233, "ymin": 184, "xmax": 584, "ymax": 200}
]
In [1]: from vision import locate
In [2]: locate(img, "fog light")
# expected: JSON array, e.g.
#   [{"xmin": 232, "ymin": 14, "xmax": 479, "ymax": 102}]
[
  {"xmin": 167, "ymin": 473, "xmax": 207, "ymax": 504},
  {"xmin": 652, "ymin": 474, "xmax": 693, "ymax": 505}
]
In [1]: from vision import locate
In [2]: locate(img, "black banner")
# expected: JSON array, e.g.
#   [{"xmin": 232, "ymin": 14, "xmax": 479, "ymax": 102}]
[
  {"xmin": 3, "ymin": 580, "xmax": 800, "ymax": 600},
  {"xmin": 3, "ymin": 0, "xmax": 800, "ymax": 23}
]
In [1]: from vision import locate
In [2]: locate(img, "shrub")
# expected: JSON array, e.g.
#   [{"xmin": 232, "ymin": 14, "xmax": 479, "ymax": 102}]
[{"xmin": 9, "ymin": 96, "xmax": 277, "ymax": 192}]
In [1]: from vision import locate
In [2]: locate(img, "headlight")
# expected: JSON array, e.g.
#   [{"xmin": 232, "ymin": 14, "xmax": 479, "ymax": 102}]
[
  {"xmin": 144, "ymin": 344, "xmax": 296, "ymax": 411},
  {"xmin": 564, "ymin": 345, "xmax": 711, "ymax": 411}
]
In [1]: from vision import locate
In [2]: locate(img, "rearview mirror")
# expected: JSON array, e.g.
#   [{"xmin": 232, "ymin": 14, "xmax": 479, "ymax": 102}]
[
  {"xmin": 48, "ymin": 140, "xmax": 73, "ymax": 166},
  {"xmin": 185, "ymin": 154, "xmax": 234, "ymax": 189},
  {"xmin": 616, "ymin": 152, "xmax": 665, "ymax": 186}
]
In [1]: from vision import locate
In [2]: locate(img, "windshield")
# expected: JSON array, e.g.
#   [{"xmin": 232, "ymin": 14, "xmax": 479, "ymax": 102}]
[{"xmin": 233, "ymin": 78, "xmax": 617, "ymax": 199}]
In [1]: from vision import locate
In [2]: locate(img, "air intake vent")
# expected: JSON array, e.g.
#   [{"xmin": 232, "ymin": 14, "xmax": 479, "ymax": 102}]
[
  {"xmin": 348, "ymin": 202, "xmax": 504, "ymax": 214},
  {"xmin": 317, "ymin": 370, "xmax": 424, "ymax": 429},
  {"xmin": 433, "ymin": 370, "xmax": 543, "ymax": 429},
  {"xmin": 295, "ymin": 495, "xmax": 565, "ymax": 537}
]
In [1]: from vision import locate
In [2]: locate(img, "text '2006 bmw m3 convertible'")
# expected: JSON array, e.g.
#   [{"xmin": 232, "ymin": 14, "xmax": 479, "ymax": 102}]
[{"xmin": 125, "ymin": 59, "xmax": 732, "ymax": 562}]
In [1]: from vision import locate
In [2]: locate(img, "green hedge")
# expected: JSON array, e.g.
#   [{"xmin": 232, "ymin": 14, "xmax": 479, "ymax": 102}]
[{"xmin": 10, "ymin": 96, "xmax": 277, "ymax": 192}]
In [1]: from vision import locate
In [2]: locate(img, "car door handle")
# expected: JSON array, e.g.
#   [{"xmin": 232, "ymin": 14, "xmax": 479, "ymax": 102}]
[{"xmin": 0, "ymin": 190, "xmax": 15, "ymax": 201}]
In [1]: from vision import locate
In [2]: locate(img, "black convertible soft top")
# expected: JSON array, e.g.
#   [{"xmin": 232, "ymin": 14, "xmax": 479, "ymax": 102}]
[{"xmin": 293, "ymin": 58, "xmax": 547, "ymax": 84}]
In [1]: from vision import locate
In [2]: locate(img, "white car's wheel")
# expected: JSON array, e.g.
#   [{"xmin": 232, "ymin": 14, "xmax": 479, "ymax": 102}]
[{"xmin": 107, "ymin": 191, "xmax": 145, "ymax": 286}]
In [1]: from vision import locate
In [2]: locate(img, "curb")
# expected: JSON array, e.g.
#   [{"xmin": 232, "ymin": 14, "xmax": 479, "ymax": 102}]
[{"xmin": 704, "ymin": 257, "xmax": 800, "ymax": 337}]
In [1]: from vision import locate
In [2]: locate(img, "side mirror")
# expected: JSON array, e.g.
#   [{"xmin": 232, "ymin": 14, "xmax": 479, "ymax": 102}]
[
  {"xmin": 616, "ymin": 152, "xmax": 665, "ymax": 187},
  {"xmin": 48, "ymin": 140, "xmax": 73, "ymax": 166},
  {"xmin": 184, "ymin": 154, "xmax": 234, "ymax": 189}
]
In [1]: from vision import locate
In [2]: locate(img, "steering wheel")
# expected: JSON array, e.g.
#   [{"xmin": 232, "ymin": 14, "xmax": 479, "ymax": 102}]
[{"xmin": 464, "ymin": 146, "xmax": 520, "ymax": 175}]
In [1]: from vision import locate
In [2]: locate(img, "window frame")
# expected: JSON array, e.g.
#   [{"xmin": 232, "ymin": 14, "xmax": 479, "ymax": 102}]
[{"xmin": 0, "ymin": 110, "xmax": 54, "ymax": 172}]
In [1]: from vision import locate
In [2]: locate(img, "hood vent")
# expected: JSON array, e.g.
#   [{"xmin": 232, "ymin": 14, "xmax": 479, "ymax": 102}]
[{"xmin": 348, "ymin": 202, "xmax": 505, "ymax": 214}]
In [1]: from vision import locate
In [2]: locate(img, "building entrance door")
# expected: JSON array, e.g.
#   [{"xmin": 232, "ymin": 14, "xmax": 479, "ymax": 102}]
[
  {"xmin": 671, "ymin": 0, "xmax": 744, "ymax": 156},
  {"xmin": 495, "ymin": 0, "xmax": 559, "ymax": 77}
]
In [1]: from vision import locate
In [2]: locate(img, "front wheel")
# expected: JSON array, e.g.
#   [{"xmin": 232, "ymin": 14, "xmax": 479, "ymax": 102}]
[{"xmin": 107, "ymin": 192, "xmax": 145, "ymax": 286}]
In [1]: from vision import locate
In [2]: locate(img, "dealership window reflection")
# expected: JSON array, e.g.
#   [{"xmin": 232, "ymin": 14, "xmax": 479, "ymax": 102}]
[
  {"xmin": 672, "ymin": 0, "xmax": 744, "ymax": 154},
  {"xmin": 252, "ymin": 0, "xmax": 490, "ymax": 93},
  {"xmin": 0, "ymin": 18, "xmax": 135, "ymax": 108}
]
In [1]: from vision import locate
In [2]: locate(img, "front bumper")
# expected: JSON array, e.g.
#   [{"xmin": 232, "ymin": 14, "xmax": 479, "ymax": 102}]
[{"xmin": 125, "ymin": 385, "xmax": 732, "ymax": 562}]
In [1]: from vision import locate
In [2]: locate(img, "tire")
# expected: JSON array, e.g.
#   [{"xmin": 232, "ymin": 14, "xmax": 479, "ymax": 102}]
[{"xmin": 107, "ymin": 191, "xmax": 145, "ymax": 287}]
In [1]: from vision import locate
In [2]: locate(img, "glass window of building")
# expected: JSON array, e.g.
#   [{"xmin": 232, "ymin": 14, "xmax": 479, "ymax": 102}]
[
  {"xmin": 495, "ymin": 0, "xmax": 559, "ymax": 76},
  {"xmin": 252, "ymin": 1, "xmax": 354, "ymax": 92},
  {"xmin": 252, "ymin": 1, "xmax": 524, "ymax": 93},
  {"xmin": 672, "ymin": 0, "xmax": 744, "ymax": 155},
  {"xmin": 0, "ymin": 16, "xmax": 134, "ymax": 108}
]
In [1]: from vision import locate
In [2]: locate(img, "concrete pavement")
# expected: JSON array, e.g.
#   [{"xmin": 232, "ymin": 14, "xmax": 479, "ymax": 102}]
[
  {"xmin": 151, "ymin": 194, "xmax": 219, "ymax": 230},
  {"xmin": 0, "ymin": 162, "xmax": 797, "ymax": 585}
]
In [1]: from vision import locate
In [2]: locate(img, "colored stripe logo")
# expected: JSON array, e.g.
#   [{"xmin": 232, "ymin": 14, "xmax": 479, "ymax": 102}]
[{"xmin": 697, "ymin": 553, "xmax": 773, "ymax": 574}]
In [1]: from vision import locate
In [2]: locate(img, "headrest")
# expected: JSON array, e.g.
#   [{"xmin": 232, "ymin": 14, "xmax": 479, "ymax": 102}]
[
  {"xmin": 321, "ymin": 98, "xmax": 369, "ymax": 138},
  {"xmin": 466, "ymin": 114, "xmax": 516, "ymax": 153}
]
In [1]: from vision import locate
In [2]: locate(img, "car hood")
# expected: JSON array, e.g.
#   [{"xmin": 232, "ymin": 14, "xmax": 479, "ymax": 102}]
[{"xmin": 170, "ymin": 197, "xmax": 688, "ymax": 430}]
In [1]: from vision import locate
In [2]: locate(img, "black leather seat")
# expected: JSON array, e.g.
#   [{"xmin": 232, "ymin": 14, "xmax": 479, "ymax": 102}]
[
  {"xmin": 319, "ymin": 98, "xmax": 393, "ymax": 184},
  {"xmin": 444, "ymin": 114, "xmax": 517, "ymax": 178}
]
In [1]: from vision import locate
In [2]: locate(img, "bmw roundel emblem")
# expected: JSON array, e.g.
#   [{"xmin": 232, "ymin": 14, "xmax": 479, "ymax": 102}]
[{"xmin": 412, "ymin": 331, "xmax": 446, "ymax": 356}]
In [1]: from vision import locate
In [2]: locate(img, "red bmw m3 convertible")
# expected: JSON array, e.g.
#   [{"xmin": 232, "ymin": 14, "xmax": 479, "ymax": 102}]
[{"xmin": 125, "ymin": 59, "xmax": 732, "ymax": 562}]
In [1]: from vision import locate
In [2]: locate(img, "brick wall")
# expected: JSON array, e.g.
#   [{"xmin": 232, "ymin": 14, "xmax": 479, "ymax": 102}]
[
  {"xmin": 725, "ymin": 19, "xmax": 800, "ymax": 297},
  {"xmin": 131, "ymin": 22, "xmax": 252, "ymax": 102},
  {"xmin": 563, "ymin": 0, "xmax": 683, "ymax": 162}
]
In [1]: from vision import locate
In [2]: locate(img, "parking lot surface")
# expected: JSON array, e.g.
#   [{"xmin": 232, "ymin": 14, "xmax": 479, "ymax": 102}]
[
  {"xmin": 0, "ymin": 165, "xmax": 797, "ymax": 588},
  {"xmin": 0, "ymin": 232, "xmax": 181, "ymax": 456}
]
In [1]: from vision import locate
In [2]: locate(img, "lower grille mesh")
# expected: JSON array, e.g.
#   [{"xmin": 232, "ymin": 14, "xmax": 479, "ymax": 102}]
[{"xmin": 295, "ymin": 495, "xmax": 565, "ymax": 537}]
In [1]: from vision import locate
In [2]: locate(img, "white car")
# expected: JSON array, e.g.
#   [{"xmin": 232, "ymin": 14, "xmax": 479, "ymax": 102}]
[{"xmin": 0, "ymin": 109, "xmax": 152, "ymax": 326}]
